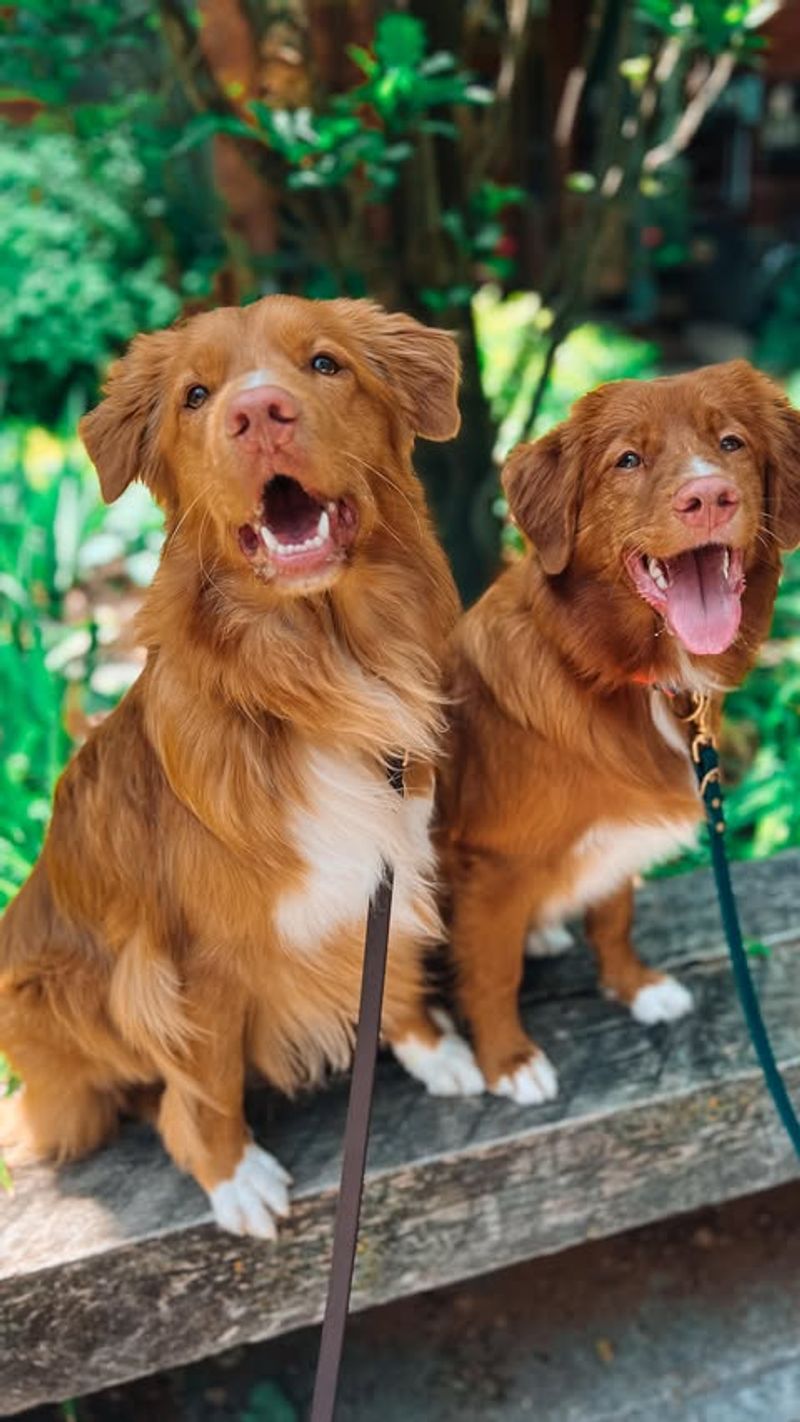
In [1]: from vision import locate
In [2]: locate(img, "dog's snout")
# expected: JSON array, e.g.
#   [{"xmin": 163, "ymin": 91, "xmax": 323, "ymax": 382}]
[
  {"xmin": 672, "ymin": 476, "xmax": 740, "ymax": 533},
  {"xmin": 226, "ymin": 384, "xmax": 300, "ymax": 448}
]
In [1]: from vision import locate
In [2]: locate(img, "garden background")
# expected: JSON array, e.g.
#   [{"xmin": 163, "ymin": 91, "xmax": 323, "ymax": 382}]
[{"xmin": 2, "ymin": 0, "xmax": 800, "ymax": 921}]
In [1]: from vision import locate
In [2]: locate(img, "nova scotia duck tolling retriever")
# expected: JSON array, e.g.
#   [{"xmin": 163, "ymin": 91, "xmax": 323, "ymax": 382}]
[
  {"xmin": 0, "ymin": 295, "xmax": 485, "ymax": 1237},
  {"xmin": 438, "ymin": 360, "xmax": 800, "ymax": 1104}
]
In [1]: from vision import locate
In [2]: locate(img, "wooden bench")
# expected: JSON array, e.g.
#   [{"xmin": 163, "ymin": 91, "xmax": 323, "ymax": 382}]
[{"xmin": 1, "ymin": 850, "xmax": 799, "ymax": 1416}]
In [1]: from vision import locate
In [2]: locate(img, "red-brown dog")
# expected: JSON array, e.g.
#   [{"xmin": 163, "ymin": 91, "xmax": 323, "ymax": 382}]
[
  {"xmin": 438, "ymin": 361, "xmax": 800, "ymax": 1103},
  {"xmin": 0, "ymin": 296, "xmax": 483, "ymax": 1237}
]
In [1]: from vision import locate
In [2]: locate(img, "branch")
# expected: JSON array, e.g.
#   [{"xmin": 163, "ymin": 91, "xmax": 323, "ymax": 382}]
[
  {"xmin": 468, "ymin": 0, "xmax": 534, "ymax": 186},
  {"xmin": 643, "ymin": 49, "xmax": 736, "ymax": 172}
]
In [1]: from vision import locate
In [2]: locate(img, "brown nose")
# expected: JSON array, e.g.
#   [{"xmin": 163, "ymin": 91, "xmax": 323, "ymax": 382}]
[
  {"xmin": 225, "ymin": 384, "xmax": 299, "ymax": 450},
  {"xmin": 672, "ymin": 476, "xmax": 740, "ymax": 533}
]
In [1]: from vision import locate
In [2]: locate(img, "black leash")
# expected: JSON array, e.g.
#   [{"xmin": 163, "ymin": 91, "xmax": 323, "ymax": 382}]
[
  {"xmin": 687, "ymin": 695, "xmax": 800, "ymax": 1158},
  {"xmin": 309, "ymin": 753, "xmax": 405, "ymax": 1422}
]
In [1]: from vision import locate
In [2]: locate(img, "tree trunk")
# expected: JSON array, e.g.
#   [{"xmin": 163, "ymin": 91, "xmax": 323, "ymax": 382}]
[
  {"xmin": 414, "ymin": 309, "xmax": 498, "ymax": 606},
  {"xmin": 196, "ymin": 0, "xmax": 278, "ymax": 283}
]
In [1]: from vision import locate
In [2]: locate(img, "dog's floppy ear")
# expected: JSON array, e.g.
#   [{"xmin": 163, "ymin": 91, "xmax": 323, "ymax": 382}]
[
  {"xmin": 502, "ymin": 425, "xmax": 581, "ymax": 575},
  {"xmin": 333, "ymin": 300, "xmax": 461, "ymax": 441},
  {"xmin": 757, "ymin": 372, "xmax": 800, "ymax": 551},
  {"xmin": 80, "ymin": 329, "xmax": 176, "ymax": 505}
]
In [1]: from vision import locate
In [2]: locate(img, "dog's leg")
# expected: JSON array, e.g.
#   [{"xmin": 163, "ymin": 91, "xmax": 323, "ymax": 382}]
[
  {"xmin": 585, "ymin": 882, "xmax": 694, "ymax": 1024},
  {"xmin": 0, "ymin": 1055, "xmax": 120, "ymax": 1166},
  {"xmin": 449, "ymin": 859, "xmax": 559, "ymax": 1105},
  {"xmin": 157, "ymin": 985, "xmax": 291, "ymax": 1240},
  {"xmin": 0, "ymin": 978, "xmax": 122, "ymax": 1165},
  {"xmin": 389, "ymin": 1004, "xmax": 485, "ymax": 1098}
]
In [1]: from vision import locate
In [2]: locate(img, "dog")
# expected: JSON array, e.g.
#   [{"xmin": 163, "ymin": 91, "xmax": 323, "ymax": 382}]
[
  {"xmin": 437, "ymin": 360, "xmax": 800, "ymax": 1103},
  {"xmin": 0, "ymin": 295, "xmax": 484, "ymax": 1237}
]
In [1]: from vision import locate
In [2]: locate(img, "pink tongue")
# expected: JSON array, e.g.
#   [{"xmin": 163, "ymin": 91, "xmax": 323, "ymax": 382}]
[{"xmin": 664, "ymin": 547, "xmax": 741, "ymax": 656}]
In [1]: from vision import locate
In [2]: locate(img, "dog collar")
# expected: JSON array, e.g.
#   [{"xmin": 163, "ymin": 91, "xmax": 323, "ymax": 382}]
[{"xmin": 629, "ymin": 670, "xmax": 678, "ymax": 697}]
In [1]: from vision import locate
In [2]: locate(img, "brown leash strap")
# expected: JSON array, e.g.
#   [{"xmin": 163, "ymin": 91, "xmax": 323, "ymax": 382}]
[{"xmin": 309, "ymin": 754, "xmax": 405, "ymax": 1422}]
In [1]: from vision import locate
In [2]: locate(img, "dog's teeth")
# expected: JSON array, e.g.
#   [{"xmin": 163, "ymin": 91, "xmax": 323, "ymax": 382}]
[
  {"xmin": 722, "ymin": 548, "xmax": 730, "ymax": 579},
  {"xmin": 317, "ymin": 509, "xmax": 330, "ymax": 540},
  {"xmin": 261, "ymin": 522, "xmax": 328, "ymax": 557},
  {"xmin": 647, "ymin": 557, "xmax": 668, "ymax": 592}
]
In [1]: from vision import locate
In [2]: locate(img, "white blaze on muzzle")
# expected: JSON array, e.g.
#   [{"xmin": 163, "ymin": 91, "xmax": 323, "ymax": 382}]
[
  {"xmin": 687, "ymin": 455, "xmax": 722, "ymax": 479},
  {"xmin": 239, "ymin": 367, "xmax": 286, "ymax": 391}
]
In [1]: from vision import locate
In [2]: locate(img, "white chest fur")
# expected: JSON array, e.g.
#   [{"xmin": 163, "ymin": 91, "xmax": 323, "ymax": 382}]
[
  {"xmin": 541, "ymin": 815, "xmax": 699, "ymax": 924},
  {"xmin": 274, "ymin": 748, "xmax": 436, "ymax": 954},
  {"xmin": 541, "ymin": 693, "xmax": 700, "ymax": 922}
]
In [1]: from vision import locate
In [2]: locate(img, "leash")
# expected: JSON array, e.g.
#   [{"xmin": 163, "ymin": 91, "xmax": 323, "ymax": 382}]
[
  {"xmin": 685, "ymin": 694, "xmax": 800, "ymax": 1158},
  {"xmin": 309, "ymin": 752, "xmax": 405, "ymax": 1422}
]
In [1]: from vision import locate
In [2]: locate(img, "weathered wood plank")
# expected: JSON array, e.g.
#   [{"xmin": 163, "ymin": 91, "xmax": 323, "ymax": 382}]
[{"xmin": 1, "ymin": 851, "xmax": 799, "ymax": 1414}]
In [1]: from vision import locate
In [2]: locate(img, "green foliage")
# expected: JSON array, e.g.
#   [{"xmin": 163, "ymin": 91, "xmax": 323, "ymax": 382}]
[
  {"xmin": 637, "ymin": 0, "xmax": 767, "ymax": 53},
  {"xmin": 0, "ymin": 424, "xmax": 162, "ymax": 911},
  {"xmin": 0, "ymin": 124, "xmax": 183, "ymax": 421},
  {"xmin": 755, "ymin": 257, "xmax": 800, "ymax": 375},
  {"xmin": 721, "ymin": 549, "xmax": 800, "ymax": 861},
  {"xmin": 182, "ymin": 12, "xmax": 490, "ymax": 200},
  {"xmin": 474, "ymin": 284, "xmax": 659, "ymax": 449},
  {"xmin": 177, "ymin": 11, "xmax": 512, "ymax": 306},
  {"xmin": 0, "ymin": 1, "xmax": 158, "ymax": 108}
]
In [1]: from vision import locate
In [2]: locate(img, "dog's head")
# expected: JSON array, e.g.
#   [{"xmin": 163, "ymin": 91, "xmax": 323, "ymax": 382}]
[
  {"xmin": 503, "ymin": 361, "xmax": 800, "ymax": 671},
  {"xmin": 80, "ymin": 296, "xmax": 460, "ymax": 597}
]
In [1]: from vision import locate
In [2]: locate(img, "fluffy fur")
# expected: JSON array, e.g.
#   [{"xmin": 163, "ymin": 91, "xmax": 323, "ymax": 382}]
[
  {"xmin": 0, "ymin": 295, "xmax": 483, "ymax": 1235},
  {"xmin": 437, "ymin": 361, "xmax": 800, "ymax": 1100}
]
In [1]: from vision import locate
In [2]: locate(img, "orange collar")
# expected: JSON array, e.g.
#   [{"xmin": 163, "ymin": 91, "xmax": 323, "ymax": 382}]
[{"xmin": 629, "ymin": 670, "xmax": 677, "ymax": 697}]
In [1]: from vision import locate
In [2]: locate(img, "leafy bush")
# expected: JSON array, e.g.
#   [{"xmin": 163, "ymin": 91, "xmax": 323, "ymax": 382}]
[
  {"xmin": 0, "ymin": 125, "xmax": 183, "ymax": 421},
  {"xmin": 0, "ymin": 424, "xmax": 163, "ymax": 909},
  {"xmin": 755, "ymin": 255, "xmax": 800, "ymax": 376},
  {"xmin": 475, "ymin": 287, "xmax": 660, "ymax": 458}
]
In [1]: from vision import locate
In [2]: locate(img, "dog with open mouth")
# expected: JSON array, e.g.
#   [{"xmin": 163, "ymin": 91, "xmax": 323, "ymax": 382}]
[
  {"xmin": 0, "ymin": 295, "xmax": 484, "ymax": 1237},
  {"xmin": 437, "ymin": 360, "xmax": 800, "ymax": 1104}
]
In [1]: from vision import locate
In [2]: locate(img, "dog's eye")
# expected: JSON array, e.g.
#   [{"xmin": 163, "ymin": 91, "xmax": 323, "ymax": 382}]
[
  {"xmin": 720, "ymin": 434, "xmax": 744, "ymax": 452},
  {"xmin": 185, "ymin": 384, "xmax": 210, "ymax": 410},
  {"xmin": 310, "ymin": 353, "xmax": 341, "ymax": 377},
  {"xmin": 616, "ymin": 450, "xmax": 641, "ymax": 469}
]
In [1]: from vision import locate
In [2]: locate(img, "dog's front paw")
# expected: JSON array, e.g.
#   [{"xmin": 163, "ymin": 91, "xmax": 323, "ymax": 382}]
[
  {"xmin": 630, "ymin": 974, "xmax": 694, "ymax": 1025},
  {"xmin": 491, "ymin": 1050, "xmax": 559, "ymax": 1106},
  {"xmin": 393, "ymin": 1014, "xmax": 485, "ymax": 1097},
  {"xmin": 209, "ymin": 1143, "xmax": 292, "ymax": 1240}
]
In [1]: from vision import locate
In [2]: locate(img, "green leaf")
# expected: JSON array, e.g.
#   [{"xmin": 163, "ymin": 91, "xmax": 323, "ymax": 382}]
[
  {"xmin": 172, "ymin": 112, "xmax": 259, "ymax": 155},
  {"xmin": 346, "ymin": 44, "xmax": 377, "ymax": 77},
  {"xmin": 565, "ymin": 171, "xmax": 596, "ymax": 193},
  {"xmin": 374, "ymin": 13, "xmax": 427, "ymax": 70}
]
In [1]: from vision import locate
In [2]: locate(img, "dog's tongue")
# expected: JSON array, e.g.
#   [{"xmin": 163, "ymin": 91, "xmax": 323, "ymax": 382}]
[{"xmin": 664, "ymin": 547, "xmax": 741, "ymax": 656}]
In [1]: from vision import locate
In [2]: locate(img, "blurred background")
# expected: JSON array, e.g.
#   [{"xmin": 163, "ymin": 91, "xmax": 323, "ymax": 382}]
[{"xmin": 1, "ymin": 0, "xmax": 800, "ymax": 915}]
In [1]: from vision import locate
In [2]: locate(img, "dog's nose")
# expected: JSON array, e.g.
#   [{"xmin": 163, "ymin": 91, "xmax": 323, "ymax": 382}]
[
  {"xmin": 226, "ymin": 385, "xmax": 299, "ymax": 449},
  {"xmin": 672, "ymin": 476, "xmax": 740, "ymax": 532}
]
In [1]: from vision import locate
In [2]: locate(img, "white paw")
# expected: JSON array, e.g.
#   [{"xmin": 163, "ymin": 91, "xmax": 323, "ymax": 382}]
[
  {"xmin": 525, "ymin": 923, "xmax": 575, "ymax": 958},
  {"xmin": 393, "ymin": 1018, "xmax": 485, "ymax": 1098},
  {"xmin": 208, "ymin": 1143, "xmax": 292, "ymax": 1239},
  {"xmin": 630, "ymin": 975, "xmax": 694, "ymax": 1025},
  {"xmin": 492, "ymin": 1052, "xmax": 559, "ymax": 1105}
]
